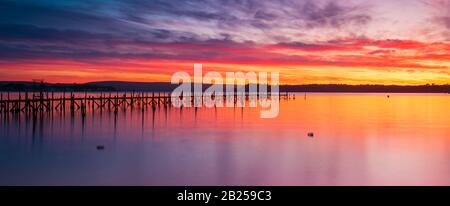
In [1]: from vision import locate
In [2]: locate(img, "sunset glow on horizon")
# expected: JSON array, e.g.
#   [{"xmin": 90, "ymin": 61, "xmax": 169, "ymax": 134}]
[{"xmin": 1, "ymin": 0, "xmax": 449, "ymax": 85}]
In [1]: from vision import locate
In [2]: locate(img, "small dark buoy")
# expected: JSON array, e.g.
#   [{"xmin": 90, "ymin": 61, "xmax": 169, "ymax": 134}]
[
  {"xmin": 96, "ymin": 145, "xmax": 105, "ymax": 150},
  {"xmin": 387, "ymin": 95, "xmax": 390, "ymax": 98},
  {"xmin": 307, "ymin": 132, "xmax": 314, "ymax": 137}
]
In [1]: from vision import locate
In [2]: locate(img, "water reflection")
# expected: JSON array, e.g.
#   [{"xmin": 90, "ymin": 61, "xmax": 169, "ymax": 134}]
[{"xmin": 0, "ymin": 93, "xmax": 450, "ymax": 185}]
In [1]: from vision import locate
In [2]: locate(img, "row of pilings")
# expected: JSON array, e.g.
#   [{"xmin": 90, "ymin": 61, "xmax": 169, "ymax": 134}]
[
  {"xmin": 0, "ymin": 91, "xmax": 293, "ymax": 116},
  {"xmin": 0, "ymin": 92, "xmax": 171, "ymax": 115}
]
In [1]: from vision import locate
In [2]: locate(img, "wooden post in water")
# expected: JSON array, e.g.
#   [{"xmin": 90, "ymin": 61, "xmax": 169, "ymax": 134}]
[
  {"xmin": 122, "ymin": 93, "xmax": 126, "ymax": 107},
  {"xmin": 157, "ymin": 92, "xmax": 161, "ymax": 106},
  {"xmin": 51, "ymin": 92, "xmax": 54, "ymax": 112},
  {"xmin": 163, "ymin": 92, "xmax": 167, "ymax": 108},
  {"xmin": 17, "ymin": 92, "xmax": 21, "ymax": 113},
  {"xmin": 70, "ymin": 92, "xmax": 74, "ymax": 111},
  {"xmin": 117, "ymin": 93, "xmax": 121, "ymax": 107},
  {"xmin": 131, "ymin": 92, "xmax": 134, "ymax": 108},
  {"xmin": 168, "ymin": 93, "xmax": 171, "ymax": 108},
  {"xmin": 39, "ymin": 91, "xmax": 43, "ymax": 111},
  {"xmin": 142, "ymin": 93, "xmax": 145, "ymax": 108},
  {"xmin": 91, "ymin": 96, "xmax": 95, "ymax": 111},
  {"xmin": 45, "ymin": 92, "xmax": 49, "ymax": 111},
  {"xmin": 137, "ymin": 92, "xmax": 140, "ymax": 106},
  {"xmin": 0, "ymin": 92, "xmax": 3, "ymax": 114},
  {"xmin": 99, "ymin": 92, "xmax": 103, "ymax": 112},
  {"xmin": 60, "ymin": 94, "xmax": 63, "ymax": 111},
  {"xmin": 152, "ymin": 92, "xmax": 156, "ymax": 110},
  {"xmin": 106, "ymin": 93, "xmax": 110, "ymax": 110},
  {"xmin": 24, "ymin": 92, "xmax": 28, "ymax": 112},
  {"xmin": 31, "ymin": 92, "xmax": 35, "ymax": 113},
  {"xmin": 144, "ymin": 93, "xmax": 148, "ymax": 109},
  {"xmin": 62, "ymin": 91, "xmax": 65, "ymax": 111},
  {"xmin": 114, "ymin": 95, "xmax": 118, "ymax": 114},
  {"xmin": 6, "ymin": 92, "xmax": 10, "ymax": 112}
]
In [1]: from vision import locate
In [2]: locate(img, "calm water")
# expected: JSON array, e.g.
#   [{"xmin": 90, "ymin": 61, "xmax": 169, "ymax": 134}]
[{"xmin": 1, "ymin": 93, "xmax": 450, "ymax": 185}]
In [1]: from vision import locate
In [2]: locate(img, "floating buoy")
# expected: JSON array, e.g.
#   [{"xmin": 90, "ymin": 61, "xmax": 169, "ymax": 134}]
[
  {"xmin": 96, "ymin": 145, "xmax": 105, "ymax": 150},
  {"xmin": 387, "ymin": 95, "xmax": 390, "ymax": 98},
  {"xmin": 307, "ymin": 132, "xmax": 314, "ymax": 137}
]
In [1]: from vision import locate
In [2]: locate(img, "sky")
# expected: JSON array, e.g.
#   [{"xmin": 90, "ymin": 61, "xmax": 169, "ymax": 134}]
[{"xmin": 0, "ymin": 0, "xmax": 449, "ymax": 85}]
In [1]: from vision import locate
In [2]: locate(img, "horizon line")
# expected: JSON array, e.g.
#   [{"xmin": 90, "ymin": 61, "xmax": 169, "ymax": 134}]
[{"xmin": 1, "ymin": 80, "xmax": 450, "ymax": 87}]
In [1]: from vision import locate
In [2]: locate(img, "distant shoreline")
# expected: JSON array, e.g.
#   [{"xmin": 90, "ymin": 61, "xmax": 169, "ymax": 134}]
[{"xmin": 0, "ymin": 81, "xmax": 449, "ymax": 93}]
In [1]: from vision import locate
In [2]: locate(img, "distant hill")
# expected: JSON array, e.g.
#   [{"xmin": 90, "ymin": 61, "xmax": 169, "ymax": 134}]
[
  {"xmin": 0, "ymin": 81, "xmax": 115, "ymax": 92},
  {"xmin": 0, "ymin": 81, "xmax": 449, "ymax": 93},
  {"xmin": 281, "ymin": 84, "xmax": 450, "ymax": 93},
  {"xmin": 86, "ymin": 81, "xmax": 177, "ymax": 92}
]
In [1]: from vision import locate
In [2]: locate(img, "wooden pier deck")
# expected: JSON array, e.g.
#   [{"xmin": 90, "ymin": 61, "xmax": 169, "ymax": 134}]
[{"xmin": 0, "ymin": 92, "xmax": 292, "ymax": 115}]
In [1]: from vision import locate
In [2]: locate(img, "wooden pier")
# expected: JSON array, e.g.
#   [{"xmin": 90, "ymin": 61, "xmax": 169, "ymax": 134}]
[
  {"xmin": 0, "ymin": 92, "xmax": 171, "ymax": 114},
  {"xmin": 0, "ymin": 91, "xmax": 292, "ymax": 115}
]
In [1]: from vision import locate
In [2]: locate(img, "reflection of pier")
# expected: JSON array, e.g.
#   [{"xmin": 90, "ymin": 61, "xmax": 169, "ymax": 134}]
[{"xmin": 0, "ymin": 92, "xmax": 292, "ymax": 115}]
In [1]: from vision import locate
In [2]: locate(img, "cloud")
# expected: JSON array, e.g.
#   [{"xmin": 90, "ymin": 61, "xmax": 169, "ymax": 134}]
[
  {"xmin": 0, "ymin": 0, "xmax": 374, "ymax": 44},
  {"xmin": 298, "ymin": 1, "xmax": 372, "ymax": 29},
  {"xmin": 435, "ymin": 16, "xmax": 450, "ymax": 30},
  {"xmin": 114, "ymin": 0, "xmax": 373, "ymax": 42},
  {"xmin": 422, "ymin": 0, "xmax": 450, "ymax": 38},
  {"xmin": 1, "ymin": 23, "xmax": 447, "ymax": 71}
]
